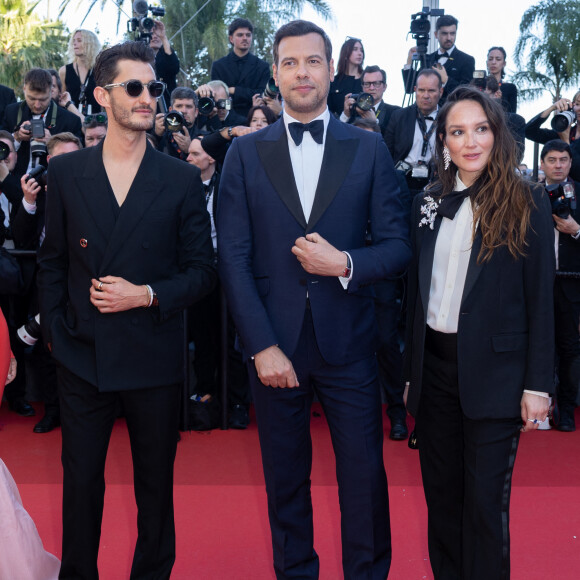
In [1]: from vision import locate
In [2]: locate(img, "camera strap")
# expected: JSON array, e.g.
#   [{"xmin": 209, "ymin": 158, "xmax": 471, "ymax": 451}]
[
  {"xmin": 416, "ymin": 108, "xmax": 436, "ymax": 158},
  {"xmin": 16, "ymin": 101, "xmax": 57, "ymax": 130}
]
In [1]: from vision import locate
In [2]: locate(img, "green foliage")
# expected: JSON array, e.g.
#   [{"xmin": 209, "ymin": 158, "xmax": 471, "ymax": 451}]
[
  {"xmin": 0, "ymin": 0, "xmax": 69, "ymax": 95},
  {"xmin": 513, "ymin": 0, "xmax": 580, "ymax": 102}
]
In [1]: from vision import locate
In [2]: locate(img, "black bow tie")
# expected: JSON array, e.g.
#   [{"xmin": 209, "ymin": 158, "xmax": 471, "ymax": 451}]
[
  {"xmin": 439, "ymin": 51, "xmax": 450, "ymax": 58},
  {"xmin": 288, "ymin": 120, "xmax": 324, "ymax": 146},
  {"xmin": 437, "ymin": 188, "xmax": 472, "ymax": 220}
]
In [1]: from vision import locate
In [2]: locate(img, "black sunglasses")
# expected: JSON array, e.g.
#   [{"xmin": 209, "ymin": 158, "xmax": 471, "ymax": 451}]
[
  {"xmin": 104, "ymin": 79, "xmax": 166, "ymax": 99},
  {"xmin": 83, "ymin": 113, "xmax": 107, "ymax": 125}
]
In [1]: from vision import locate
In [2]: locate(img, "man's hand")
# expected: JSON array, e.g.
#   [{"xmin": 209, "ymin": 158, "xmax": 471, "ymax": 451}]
[
  {"xmin": 263, "ymin": 95, "xmax": 282, "ymax": 116},
  {"xmin": 356, "ymin": 108, "xmax": 376, "ymax": 121},
  {"xmin": 407, "ymin": 47, "xmax": 418, "ymax": 65},
  {"xmin": 89, "ymin": 276, "xmax": 150, "ymax": 313},
  {"xmin": 553, "ymin": 214, "xmax": 580, "ymax": 235},
  {"xmin": 343, "ymin": 93, "xmax": 355, "ymax": 118},
  {"xmin": 432, "ymin": 63, "xmax": 448, "ymax": 85},
  {"xmin": 173, "ymin": 127, "xmax": 191, "ymax": 151},
  {"xmin": 20, "ymin": 174, "xmax": 41, "ymax": 205},
  {"xmin": 254, "ymin": 345, "xmax": 299, "ymax": 388},
  {"xmin": 292, "ymin": 233, "xmax": 348, "ymax": 277},
  {"xmin": 252, "ymin": 93, "xmax": 265, "ymax": 107},
  {"xmin": 14, "ymin": 124, "xmax": 32, "ymax": 143},
  {"xmin": 220, "ymin": 125, "xmax": 255, "ymax": 140},
  {"xmin": 154, "ymin": 113, "xmax": 166, "ymax": 137},
  {"xmin": 520, "ymin": 392, "xmax": 549, "ymax": 432}
]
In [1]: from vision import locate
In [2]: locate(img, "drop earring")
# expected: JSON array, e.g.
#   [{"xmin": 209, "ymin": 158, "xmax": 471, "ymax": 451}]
[{"xmin": 443, "ymin": 145, "xmax": 451, "ymax": 171}]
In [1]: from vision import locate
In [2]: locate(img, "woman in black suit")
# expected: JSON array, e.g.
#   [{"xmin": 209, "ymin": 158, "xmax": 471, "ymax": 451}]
[
  {"xmin": 404, "ymin": 87, "xmax": 555, "ymax": 580},
  {"xmin": 487, "ymin": 46, "xmax": 517, "ymax": 113},
  {"xmin": 328, "ymin": 37, "xmax": 364, "ymax": 116}
]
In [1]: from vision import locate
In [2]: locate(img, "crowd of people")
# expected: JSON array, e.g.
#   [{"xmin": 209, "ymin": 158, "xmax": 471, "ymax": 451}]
[{"xmin": 0, "ymin": 12, "xmax": 578, "ymax": 580}]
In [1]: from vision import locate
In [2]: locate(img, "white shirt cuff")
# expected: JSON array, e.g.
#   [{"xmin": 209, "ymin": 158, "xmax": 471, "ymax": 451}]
[
  {"xmin": 22, "ymin": 198, "xmax": 37, "ymax": 214},
  {"xmin": 523, "ymin": 389, "xmax": 550, "ymax": 398},
  {"xmin": 339, "ymin": 112, "xmax": 349, "ymax": 123}
]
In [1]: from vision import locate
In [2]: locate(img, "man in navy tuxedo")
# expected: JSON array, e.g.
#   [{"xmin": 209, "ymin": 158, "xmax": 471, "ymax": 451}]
[{"xmin": 218, "ymin": 19, "xmax": 410, "ymax": 579}]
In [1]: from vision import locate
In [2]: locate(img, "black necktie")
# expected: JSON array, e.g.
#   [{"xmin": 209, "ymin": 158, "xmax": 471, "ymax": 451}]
[
  {"xmin": 288, "ymin": 120, "xmax": 324, "ymax": 146},
  {"xmin": 437, "ymin": 188, "xmax": 472, "ymax": 220}
]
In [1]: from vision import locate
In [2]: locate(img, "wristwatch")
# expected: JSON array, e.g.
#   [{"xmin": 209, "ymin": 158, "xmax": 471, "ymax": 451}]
[
  {"xmin": 572, "ymin": 228, "xmax": 580, "ymax": 240},
  {"xmin": 341, "ymin": 252, "xmax": 352, "ymax": 278},
  {"xmin": 227, "ymin": 126, "xmax": 234, "ymax": 139}
]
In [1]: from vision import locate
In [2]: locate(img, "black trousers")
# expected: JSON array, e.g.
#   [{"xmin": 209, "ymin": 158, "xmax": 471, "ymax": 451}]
[
  {"xmin": 416, "ymin": 327, "xmax": 521, "ymax": 580},
  {"xmin": 57, "ymin": 365, "xmax": 180, "ymax": 580},
  {"xmin": 554, "ymin": 279, "xmax": 580, "ymax": 417}
]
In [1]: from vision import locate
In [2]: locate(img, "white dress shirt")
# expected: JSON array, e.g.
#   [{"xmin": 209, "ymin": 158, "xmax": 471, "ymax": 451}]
[
  {"xmin": 427, "ymin": 175, "xmax": 472, "ymax": 333},
  {"xmin": 283, "ymin": 108, "xmax": 352, "ymax": 287}
]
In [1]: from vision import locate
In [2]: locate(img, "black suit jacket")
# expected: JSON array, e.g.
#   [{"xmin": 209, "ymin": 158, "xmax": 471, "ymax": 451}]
[
  {"xmin": 375, "ymin": 101, "xmax": 400, "ymax": 138},
  {"xmin": 402, "ymin": 47, "xmax": 475, "ymax": 103},
  {"xmin": 384, "ymin": 104, "xmax": 420, "ymax": 164},
  {"xmin": 499, "ymin": 82, "xmax": 518, "ymax": 113},
  {"xmin": 211, "ymin": 52, "xmax": 270, "ymax": 117},
  {"xmin": 37, "ymin": 141, "xmax": 216, "ymax": 391},
  {"xmin": 0, "ymin": 84, "xmax": 16, "ymax": 121},
  {"xmin": 404, "ymin": 184, "xmax": 555, "ymax": 419},
  {"xmin": 0, "ymin": 100, "xmax": 83, "ymax": 179}
]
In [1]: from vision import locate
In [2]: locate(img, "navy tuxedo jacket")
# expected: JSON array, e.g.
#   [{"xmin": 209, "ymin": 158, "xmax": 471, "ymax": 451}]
[
  {"xmin": 37, "ymin": 142, "xmax": 216, "ymax": 391},
  {"xmin": 404, "ymin": 185, "xmax": 555, "ymax": 419},
  {"xmin": 217, "ymin": 115, "xmax": 411, "ymax": 365}
]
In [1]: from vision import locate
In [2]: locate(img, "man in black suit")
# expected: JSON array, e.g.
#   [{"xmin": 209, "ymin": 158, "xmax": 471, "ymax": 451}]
[
  {"xmin": 0, "ymin": 68, "xmax": 83, "ymax": 180},
  {"xmin": 541, "ymin": 140, "xmax": 580, "ymax": 431},
  {"xmin": 218, "ymin": 20, "xmax": 410, "ymax": 578},
  {"xmin": 211, "ymin": 17, "xmax": 271, "ymax": 118},
  {"xmin": 403, "ymin": 14, "xmax": 475, "ymax": 104},
  {"xmin": 0, "ymin": 83, "xmax": 16, "ymax": 122},
  {"xmin": 340, "ymin": 65, "xmax": 399, "ymax": 138},
  {"xmin": 37, "ymin": 41, "xmax": 216, "ymax": 578},
  {"xmin": 150, "ymin": 19, "xmax": 180, "ymax": 104},
  {"xmin": 386, "ymin": 69, "xmax": 443, "ymax": 200}
]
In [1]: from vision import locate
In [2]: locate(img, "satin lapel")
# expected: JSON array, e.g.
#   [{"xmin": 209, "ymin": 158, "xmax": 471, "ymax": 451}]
[
  {"xmin": 99, "ymin": 145, "xmax": 163, "ymax": 272},
  {"xmin": 306, "ymin": 120, "xmax": 358, "ymax": 232},
  {"xmin": 418, "ymin": 214, "xmax": 443, "ymax": 316},
  {"xmin": 256, "ymin": 123, "xmax": 306, "ymax": 229},
  {"xmin": 461, "ymin": 228, "xmax": 484, "ymax": 305},
  {"xmin": 76, "ymin": 142, "xmax": 116, "ymax": 244}
]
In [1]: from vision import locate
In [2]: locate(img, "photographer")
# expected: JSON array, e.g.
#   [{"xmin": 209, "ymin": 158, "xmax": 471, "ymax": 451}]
[
  {"xmin": 340, "ymin": 65, "xmax": 399, "ymax": 137},
  {"xmin": 385, "ymin": 69, "xmax": 443, "ymax": 199},
  {"xmin": 0, "ymin": 131, "xmax": 23, "ymax": 246},
  {"xmin": 541, "ymin": 140, "xmax": 580, "ymax": 432},
  {"xmin": 150, "ymin": 20, "xmax": 180, "ymax": 104},
  {"xmin": 154, "ymin": 87, "xmax": 199, "ymax": 160},
  {"xmin": 402, "ymin": 14, "xmax": 475, "ymax": 105},
  {"xmin": 526, "ymin": 93, "xmax": 580, "ymax": 181},
  {"xmin": 82, "ymin": 112, "xmax": 107, "ymax": 147},
  {"xmin": 0, "ymin": 69, "xmax": 82, "ymax": 180},
  {"xmin": 195, "ymin": 81, "xmax": 246, "ymax": 132}
]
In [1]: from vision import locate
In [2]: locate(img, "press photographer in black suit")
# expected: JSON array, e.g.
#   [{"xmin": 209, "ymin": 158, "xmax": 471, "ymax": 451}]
[
  {"xmin": 403, "ymin": 14, "xmax": 475, "ymax": 105},
  {"xmin": 541, "ymin": 139, "xmax": 580, "ymax": 432}
]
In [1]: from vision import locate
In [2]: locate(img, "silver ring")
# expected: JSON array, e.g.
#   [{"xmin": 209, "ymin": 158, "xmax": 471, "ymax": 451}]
[
  {"xmin": 527, "ymin": 418, "xmax": 540, "ymax": 424},
  {"xmin": 98, "ymin": 281, "xmax": 103, "ymax": 291}
]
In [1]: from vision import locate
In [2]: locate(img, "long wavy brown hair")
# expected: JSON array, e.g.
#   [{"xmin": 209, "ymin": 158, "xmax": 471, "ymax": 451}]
[{"xmin": 428, "ymin": 86, "xmax": 533, "ymax": 263}]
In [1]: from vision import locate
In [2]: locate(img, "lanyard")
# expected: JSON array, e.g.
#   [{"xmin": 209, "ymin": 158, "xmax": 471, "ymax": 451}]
[{"xmin": 416, "ymin": 108, "xmax": 436, "ymax": 158}]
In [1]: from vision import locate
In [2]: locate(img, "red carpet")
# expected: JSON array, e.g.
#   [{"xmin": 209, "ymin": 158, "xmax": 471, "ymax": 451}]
[{"xmin": 1, "ymin": 403, "xmax": 579, "ymax": 579}]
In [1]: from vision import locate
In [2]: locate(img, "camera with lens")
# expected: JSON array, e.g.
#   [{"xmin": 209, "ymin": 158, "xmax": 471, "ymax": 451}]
[
  {"xmin": 25, "ymin": 164, "xmax": 48, "ymax": 189},
  {"xmin": 0, "ymin": 141, "xmax": 10, "ymax": 162},
  {"xmin": 350, "ymin": 92, "xmax": 375, "ymax": 116},
  {"xmin": 546, "ymin": 182, "xmax": 576, "ymax": 218},
  {"xmin": 551, "ymin": 104, "xmax": 576, "ymax": 133},
  {"xmin": 472, "ymin": 70, "xmax": 487, "ymax": 91},
  {"xmin": 127, "ymin": 0, "xmax": 166, "ymax": 44},
  {"xmin": 410, "ymin": 7, "xmax": 444, "ymax": 57},
  {"xmin": 263, "ymin": 78, "xmax": 280, "ymax": 101},
  {"xmin": 17, "ymin": 314, "xmax": 41, "ymax": 346},
  {"xmin": 29, "ymin": 140, "xmax": 48, "ymax": 168},
  {"xmin": 22, "ymin": 118, "xmax": 45, "ymax": 139},
  {"xmin": 198, "ymin": 93, "xmax": 232, "ymax": 116}
]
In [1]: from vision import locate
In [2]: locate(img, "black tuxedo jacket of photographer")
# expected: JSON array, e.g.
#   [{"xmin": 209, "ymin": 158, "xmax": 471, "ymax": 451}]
[
  {"xmin": 0, "ymin": 84, "xmax": 16, "ymax": 123},
  {"xmin": 0, "ymin": 100, "xmax": 83, "ymax": 180},
  {"xmin": 157, "ymin": 123, "xmax": 200, "ymax": 160},
  {"xmin": 36, "ymin": 140, "xmax": 216, "ymax": 391},
  {"xmin": 525, "ymin": 113, "xmax": 580, "ymax": 182},
  {"xmin": 210, "ymin": 52, "xmax": 270, "ymax": 117},
  {"xmin": 402, "ymin": 48, "xmax": 475, "ymax": 103}
]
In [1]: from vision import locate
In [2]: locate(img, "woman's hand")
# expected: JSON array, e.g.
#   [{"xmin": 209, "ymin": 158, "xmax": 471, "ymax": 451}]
[{"xmin": 6, "ymin": 356, "xmax": 16, "ymax": 385}]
